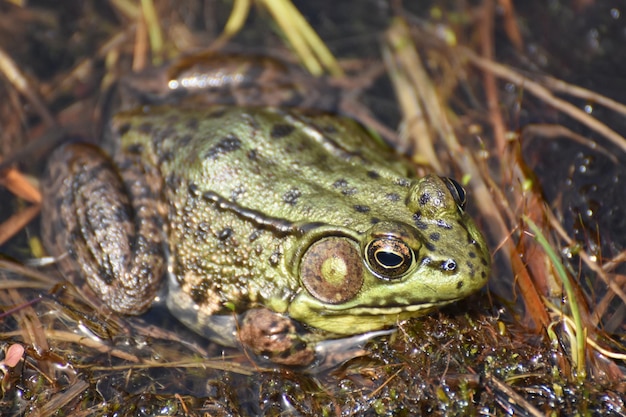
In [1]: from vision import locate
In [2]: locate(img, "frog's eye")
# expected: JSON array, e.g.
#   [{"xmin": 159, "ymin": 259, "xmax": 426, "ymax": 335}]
[
  {"xmin": 300, "ymin": 237, "xmax": 364, "ymax": 304},
  {"xmin": 441, "ymin": 177, "xmax": 467, "ymax": 211},
  {"xmin": 365, "ymin": 238, "xmax": 413, "ymax": 279}
]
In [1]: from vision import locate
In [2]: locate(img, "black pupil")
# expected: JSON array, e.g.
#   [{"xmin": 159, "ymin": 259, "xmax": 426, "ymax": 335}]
[
  {"xmin": 443, "ymin": 177, "xmax": 466, "ymax": 209},
  {"xmin": 376, "ymin": 251, "xmax": 404, "ymax": 268}
]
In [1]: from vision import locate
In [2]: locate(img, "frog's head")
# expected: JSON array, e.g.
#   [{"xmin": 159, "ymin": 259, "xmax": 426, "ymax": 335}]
[{"xmin": 287, "ymin": 174, "xmax": 490, "ymax": 334}]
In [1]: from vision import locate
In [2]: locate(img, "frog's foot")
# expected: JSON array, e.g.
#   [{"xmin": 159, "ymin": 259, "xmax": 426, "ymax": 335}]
[{"xmin": 238, "ymin": 308, "xmax": 315, "ymax": 366}]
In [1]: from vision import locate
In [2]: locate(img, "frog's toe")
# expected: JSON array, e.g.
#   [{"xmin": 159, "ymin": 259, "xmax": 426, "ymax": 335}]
[{"xmin": 239, "ymin": 308, "xmax": 315, "ymax": 366}]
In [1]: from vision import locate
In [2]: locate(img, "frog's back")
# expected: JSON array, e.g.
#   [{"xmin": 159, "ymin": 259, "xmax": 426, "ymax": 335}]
[{"xmin": 112, "ymin": 106, "xmax": 418, "ymax": 230}]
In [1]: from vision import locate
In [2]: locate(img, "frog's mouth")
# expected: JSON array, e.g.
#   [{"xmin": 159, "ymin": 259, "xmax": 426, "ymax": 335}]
[
  {"xmin": 315, "ymin": 298, "xmax": 460, "ymax": 316},
  {"xmin": 287, "ymin": 293, "xmax": 466, "ymax": 335}
]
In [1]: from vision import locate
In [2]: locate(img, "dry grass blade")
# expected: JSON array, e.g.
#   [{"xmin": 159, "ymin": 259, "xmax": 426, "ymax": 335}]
[
  {"xmin": 0, "ymin": 260, "xmax": 58, "ymax": 284},
  {"xmin": 521, "ymin": 124, "xmax": 617, "ymax": 164},
  {"xmin": 487, "ymin": 374, "xmax": 545, "ymax": 417},
  {"xmin": 35, "ymin": 378, "xmax": 90, "ymax": 417},
  {"xmin": 210, "ymin": 0, "xmax": 342, "ymax": 76},
  {"xmin": 479, "ymin": 0, "xmax": 508, "ymax": 153},
  {"xmin": 0, "ymin": 167, "xmax": 41, "ymax": 204},
  {"xmin": 0, "ymin": 204, "xmax": 40, "ymax": 246},
  {"xmin": 383, "ymin": 18, "xmax": 442, "ymax": 171},
  {"xmin": 260, "ymin": 0, "xmax": 343, "ymax": 76},
  {"xmin": 140, "ymin": 0, "xmax": 163, "ymax": 66},
  {"xmin": 36, "ymin": 330, "xmax": 141, "ymax": 362},
  {"xmin": 461, "ymin": 48, "xmax": 626, "ymax": 153},
  {"xmin": 539, "ymin": 74, "xmax": 626, "ymax": 117},
  {"xmin": 0, "ymin": 47, "xmax": 54, "ymax": 127},
  {"xmin": 83, "ymin": 358, "xmax": 257, "ymax": 375}
]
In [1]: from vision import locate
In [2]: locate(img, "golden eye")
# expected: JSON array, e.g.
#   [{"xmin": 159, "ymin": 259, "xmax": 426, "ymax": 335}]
[
  {"xmin": 300, "ymin": 237, "xmax": 364, "ymax": 304},
  {"xmin": 441, "ymin": 177, "xmax": 467, "ymax": 210},
  {"xmin": 365, "ymin": 238, "xmax": 413, "ymax": 279}
]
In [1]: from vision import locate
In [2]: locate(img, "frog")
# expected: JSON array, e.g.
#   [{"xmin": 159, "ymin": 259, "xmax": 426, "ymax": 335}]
[{"xmin": 40, "ymin": 54, "xmax": 491, "ymax": 366}]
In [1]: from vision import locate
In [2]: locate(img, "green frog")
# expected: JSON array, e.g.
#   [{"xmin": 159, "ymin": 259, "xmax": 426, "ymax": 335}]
[{"xmin": 40, "ymin": 55, "xmax": 490, "ymax": 366}]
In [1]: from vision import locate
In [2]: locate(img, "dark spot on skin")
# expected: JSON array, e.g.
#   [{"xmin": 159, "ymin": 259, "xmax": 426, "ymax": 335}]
[
  {"xmin": 354, "ymin": 205, "xmax": 371, "ymax": 213},
  {"xmin": 419, "ymin": 192, "xmax": 431, "ymax": 206},
  {"xmin": 282, "ymin": 188, "xmax": 302, "ymax": 205},
  {"xmin": 436, "ymin": 219, "xmax": 452, "ymax": 229},
  {"xmin": 117, "ymin": 123, "xmax": 132, "ymax": 136},
  {"xmin": 249, "ymin": 230, "xmax": 262, "ymax": 242},
  {"xmin": 185, "ymin": 118, "xmax": 199, "ymax": 131},
  {"xmin": 247, "ymin": 149, "xmax": 258, "ymax": 160},
  {"xmin": 395, "ymin": 178, "xmax": 411, "ymax": 187},
  {"xmin": 270, "ymin": 123, "xmax": 295, "ymax": 139},
  {"xmin": 429, "ymin": 232, "xmax": 440, "ymax": 241},
  {"xmin": 179, "ymin": 134, "xmax": 193, "ymax": 147},
  {"xmin": 469, "ymin": 251, "xmax": 477, "ymax": 258},
  {"xmin": 189, "ymin": 287, "xmax": 205, "ymax": 304},
  {"xmin": 269, "ymin": 251, "xmax": 281, "ymax": 266},
  {"xmin": 231, "ymin": 186, "xmax": 245, "ymax": 201},
  {"xmin": 188, "ymin": 183, "xmax": 200, "ymax": 196},
  {"xmin": 412, "ymin": 213, "xmax": 429, "ymax": 230},
  {"xmin": 146, "ymin": 239, "xmax": 163, "ymax": 256},
  {"xmin": 157, "ymin": 150, "xmax": 174, "ymax": 165},
  {"xmin": 204, "ymin": 134, "xmax": 242, "ymax": 160},
  {"xmin": 457, "ymin": 281, "xmax": 464, "ymax": 289},
  {"xmin": 425, "ymin": 242, "xmax": 436, "ymax": 252},
  {"xmin": 125, "ymin": 143, "xmax": 144, "ymax": 154},
  {"xmin": 136, "ymin": 235, "xmax": 158, "ymax": 253},
  {"xmin": 481, "ymin": 271, "xmax": 486, "ymax": 279},
  {"xmin": 332, "ymin": 178, "xmax": 357, "ymax": 195},
  {"xmin": 138, "ymin": 122, "xmax": 153, "ymax": 134},
  {"xmin": 113, "ymin": 205, "xmax": 128, "ymax": 221},
  {"xmin": 97, "ymin": 266, "xmax": 114, "ymax": 285},
  {"xmin": 441, "ymin": 259, "xmax": 457, "ymax": 271},
  {"xmin": 367, "ymin": 170, "xmax": 380, "ymax": 179},
  {"xmin": 196, "ymin": 222, "xmax": 210, "ymax": 238},
  {"xmin": 333, "ymin": 179, "xmax": 348, "ymax": 188},
  {"xmin": 385, "ymin": 193, "xmax": 401, "ymax": 202},
  {"xmin": 217, "ymin": 228, "xmax": 233, "ymax": 241},
  {"xmin": 481, "ymin": 258, "xmax": 488, "ymax": 266},
  {"xmin": 371, "ymin": 217, "xmax": 380, "ymax": 224},
  {"xmin": 165, "ymin": 173, "xmax": 181, "ymax": 189},
  {"xmin": 267, "ymin": 318, "xmax": 280, "ymax": 331},
  {"xmin": 152, "ymin": 126, "xmax": 176, "ymax": 147}
]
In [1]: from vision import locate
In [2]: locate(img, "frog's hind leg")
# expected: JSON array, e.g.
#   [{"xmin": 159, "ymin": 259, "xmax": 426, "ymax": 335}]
[{"xmin": 40, "ymin": 143, "xmax": 166, "ymax": 315}]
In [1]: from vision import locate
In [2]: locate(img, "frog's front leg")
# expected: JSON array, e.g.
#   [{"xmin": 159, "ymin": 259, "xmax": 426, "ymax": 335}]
[
  {"xmin": 238, "ymin": 308, "xmax": 316, "ymax": 366},
  {"xmin": 41, "ymin": 143, "xmax": 166, "ymax": 314}
]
